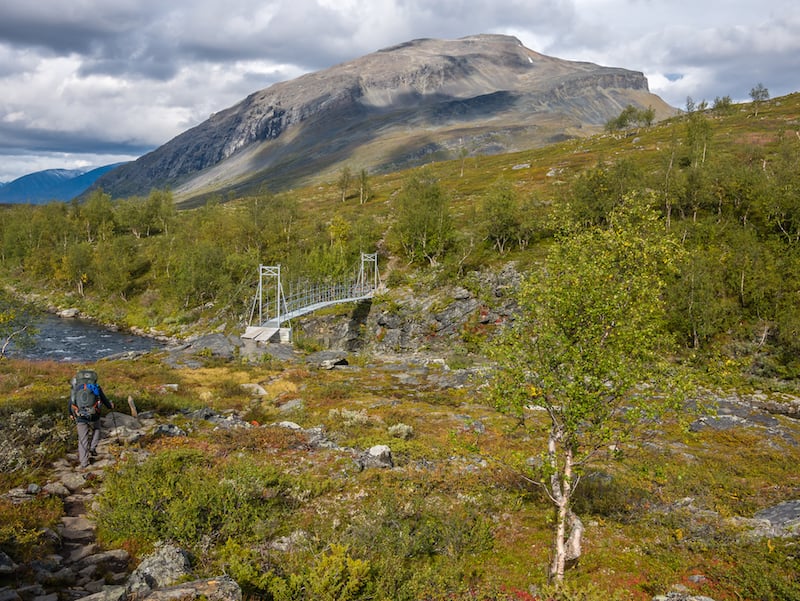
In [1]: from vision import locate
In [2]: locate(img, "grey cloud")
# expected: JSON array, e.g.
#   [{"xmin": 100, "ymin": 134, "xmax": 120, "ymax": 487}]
[
  {"xmin": 0, "ymin": 0, "xmax": 798, "ymax": 182},
  {"xmin": 0, "ymin": 121, "xmax": 154, "ymax": 156},
  {"xmin": 0, "ymin": 3, "xmax": 152, "ymax": 55}
]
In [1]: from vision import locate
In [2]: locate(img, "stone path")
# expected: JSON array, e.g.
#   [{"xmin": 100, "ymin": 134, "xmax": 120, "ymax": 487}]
[
  {"xmin": 2, "ymin": 410, "xmax": 244, "ymax": 601},
  {"xmin": 1, "ymin": 415, "xmax": 133, "ymax": 601}
]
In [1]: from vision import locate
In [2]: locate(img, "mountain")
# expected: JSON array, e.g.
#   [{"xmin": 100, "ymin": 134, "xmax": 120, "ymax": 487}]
[
  {"xmin": 93, "ymin": 34, "xmax": 675, "ymax": 203},
  {"xmin": 0, "ymin": 164, "xmax": 125, "ymax": 204}
]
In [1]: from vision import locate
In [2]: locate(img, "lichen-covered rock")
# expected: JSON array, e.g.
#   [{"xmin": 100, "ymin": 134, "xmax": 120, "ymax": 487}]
[
  {"xmin": 357, "ymin": 445, "xmax": 394, "ymax": 470},
  {"xmin": 139, "ymin": 576, "xmax": 241, "ymax": 601},
  {"xmin": 125, "ymin": 543, "xmax": 192, "ymax": 599}
]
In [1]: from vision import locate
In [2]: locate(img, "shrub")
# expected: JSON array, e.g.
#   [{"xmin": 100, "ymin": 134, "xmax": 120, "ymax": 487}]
[
  {"xmin": 94, "ymin": 449, "xmax": 309, "ymax": 553},
  {"xmin": 0, "ymin": 496, "xmax": 63, "ymax": 562}
]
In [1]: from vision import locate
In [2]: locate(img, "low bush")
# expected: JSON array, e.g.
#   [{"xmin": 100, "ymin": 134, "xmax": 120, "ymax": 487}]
[
  {"xmin": 0, "ymin": 496, "xmax": 63, "ymax": 562},
  {"xmin": 94, "ymin": 448, "xmax": 312, "ymax": 554}
]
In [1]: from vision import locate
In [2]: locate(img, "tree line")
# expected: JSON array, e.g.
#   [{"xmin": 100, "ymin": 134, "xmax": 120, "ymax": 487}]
[
  {"xmin": 0, "ymin": 188, "xmax": 381, "ymax": 332},
  {"xmin": 1, "ymin": 95, "xmax": 799, "ymax": 372}
]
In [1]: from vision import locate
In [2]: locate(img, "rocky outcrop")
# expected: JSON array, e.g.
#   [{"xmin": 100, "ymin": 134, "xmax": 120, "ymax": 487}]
[
  {"xmin": 298, "ymin": 264, "xmax": 520, "ymax": 355},
  {"xmin": 92, "ymin": 34, "xmax": 675, "ymax": 202}
]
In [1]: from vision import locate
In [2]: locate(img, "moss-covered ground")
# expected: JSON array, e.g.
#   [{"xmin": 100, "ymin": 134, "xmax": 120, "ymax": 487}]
[{"xmin": 2, "ymin": 354, "xmax": 799, "ymax": 600}]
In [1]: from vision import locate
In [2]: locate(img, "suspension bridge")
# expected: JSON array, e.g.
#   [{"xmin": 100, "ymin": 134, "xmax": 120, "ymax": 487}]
[{"xmin": 242, "ymin": 252, "xmax": 380, "ymax": 344}]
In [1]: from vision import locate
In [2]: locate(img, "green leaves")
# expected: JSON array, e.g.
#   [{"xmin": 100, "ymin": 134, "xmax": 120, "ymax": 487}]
[
  {"xmin": 391, "ymin": 173, "xmax": 454, "ymax": 266},
  {"xmin": 491, "ymin": 193, "xmax": 681, "ymax": 456},
  {"xmin": 94, "ymin": 449, "xmax": 301, "ymax": 550}
]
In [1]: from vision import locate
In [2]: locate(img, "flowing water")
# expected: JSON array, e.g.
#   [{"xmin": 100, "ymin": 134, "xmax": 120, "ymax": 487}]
[{"xmin": 9, "ymin": 314, "xmax": 163, "ymax": 362}]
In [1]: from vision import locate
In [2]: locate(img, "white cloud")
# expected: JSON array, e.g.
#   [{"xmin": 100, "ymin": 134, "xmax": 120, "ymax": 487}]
[{"xmin": 0, "ymin": 0, "xmax": 798, "ymax": 181}]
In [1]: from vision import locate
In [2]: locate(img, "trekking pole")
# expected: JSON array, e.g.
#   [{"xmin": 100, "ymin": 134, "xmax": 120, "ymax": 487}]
[{"xmin": 110, "ymin": 405, "xmax": 121, "ymax": 446}]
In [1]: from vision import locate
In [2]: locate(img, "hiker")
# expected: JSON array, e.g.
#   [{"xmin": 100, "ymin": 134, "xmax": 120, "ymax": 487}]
[{"xmin": 68, "ymin": 369, "xmax": 114, "ymax": 468}]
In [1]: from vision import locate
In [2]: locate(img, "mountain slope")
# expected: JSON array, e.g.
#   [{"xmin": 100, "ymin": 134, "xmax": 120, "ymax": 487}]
[
  {"xmin": 0, "ymin": 164, "xmax": 124, "ymax": 204},
  {"xmin": 94, "ymin": 34, "xmax": 675, "ymax": 202}
]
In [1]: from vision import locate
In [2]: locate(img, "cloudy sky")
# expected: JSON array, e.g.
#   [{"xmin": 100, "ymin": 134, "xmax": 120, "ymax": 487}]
[{"xmin": 1, "ymin": 0, "xmax": 798, "ymax": 182}]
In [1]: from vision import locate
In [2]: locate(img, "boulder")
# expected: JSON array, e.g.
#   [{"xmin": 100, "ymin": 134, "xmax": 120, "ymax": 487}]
[
  {"xmin": 754, "ymin": 499, "xmax": 800, "ymax": 535},
  {"xmin": 125, "ymin": 543, "xmax": 192, "ymax": 599},
  {"xmin": 139, "ymin": 576, "xmax": 241, "ymax": 601},
  {"xmin": 0, "ymin": 588, "xmax": 22, "ymax": 601},
  {"xmin": 186, "ymin": 333, "xmax": 238, "ymax": 359},
  {"xmin": 357, "ymin": 445, "xmax": 394, "ymax": 470},
  {"xmin": 76, "ymin": 549, "xmax": 130, "ymax": 573},
  {"xmin": 0, "ymin": 551, "xmax": 18, "ymax": 575},
  {"xmin": 306, "ymin": 350, "xmax": 348, "ymax": 369},
  {"xmin": 42, "ymin": 482, "xmax": 71, "ymax": 497},
  {"xmin": 71, "ymin": 586, "xmax": 126, "ymax": 601}
]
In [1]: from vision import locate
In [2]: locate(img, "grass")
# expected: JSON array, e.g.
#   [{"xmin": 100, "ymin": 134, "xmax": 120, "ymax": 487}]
[
  {"xmin": 3, "ymin": 353, "xmax": 799, "ymax": 600},
  {"xmin": 4, "ymin": 94, "xmax": 800, "ymax": 599}
]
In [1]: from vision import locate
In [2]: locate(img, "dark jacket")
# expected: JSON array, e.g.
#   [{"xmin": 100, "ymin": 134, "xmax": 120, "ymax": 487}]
[{"xmin": 68, "ymin": 382, "xmax": 113, "ymax": 423}]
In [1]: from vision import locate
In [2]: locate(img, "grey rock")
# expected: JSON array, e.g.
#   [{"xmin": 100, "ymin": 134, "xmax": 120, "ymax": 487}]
[
  {"xmin": 138, "ymin": 575, "xmax": 241, "ymax": 601},
  {"xmin": 185, "ymin": 407, "xmax": 252, "ymax": 430},
  {"xmin": 278, "ymin": 399, "xmax": 304, "ymax": 413},
  {"xmin": 754, "ymin": 499, "xmax": 800, "ymax": 533},
  {"xmin": 36, "ymin": 566, "xmax": 77, "ymax": 587},
  {"xmin": 125, "ymin": 543, "xmax": 192, "ymax": 598},
  {"xmin": 186, "ymin": 333, "xmax": 238, "ymax": 359},
  {"xmin": 152, "ymin": 424, "xmax": 186, "ymax": 437},
  {"xmin": 357, "ymin": 445, "xmax": 394, "ymax": 469},
  {"xmin": 240, "ymin": 383, "xmax": 267, "ymax": 396},
  {"xmin": 305, "ymin": 427, "xmax": 338, "ymax": 450},
  {"xmin": 76, "ymin": 549, "xmax": 130, "ymax": 572},
  {"xmin": 66, "ymin": 543, "xmax": 99, "ymax": 565},
  {"xmin": 652, "ymin": 593, "xmax": 717, "ymax": 601},
  {"xmin": 306, "ymin": 350, "xmax": 348, "ymax": 368},
  {"xmin": 42, "ymin": 482, "xmax": 71, "ymax": 497},
  {"xmin": 78, "ymin": 564, "xmax": 99, "ymax": 580},
  {"xmin": 0, "ymin": 551, "xmax": 18, "ymax": 575},
  {"xmin": 70, "ymin": 585, "xmax": 126, "ymax": 601},
  {"xmin": 14, "ymin": 584, "xmax": 46, "ymax": 601},
  {"xmin": 83, "ymin": 580, "xmax": 107, "ymax": 594},
  {"xmin": 4, "ymin": 488, "xmax": 32, "ymax": 503},
  {"xmin": 101, "ymin": 412, "xmax": 142, "ymax": 430},
  {"xmin": 320, "ymin": 357, "xmax": 349, "ymax": 369},
  {"xmin": 261, "ymin": 344, "xmax": 296, "ymax": 361},
  {"xmin": 60, "ymin": 473, "xmax": 87, "ymax": 493},
  {"xmin": 0, "ymin": 588, "xmax": 22, "ymax": 601}
]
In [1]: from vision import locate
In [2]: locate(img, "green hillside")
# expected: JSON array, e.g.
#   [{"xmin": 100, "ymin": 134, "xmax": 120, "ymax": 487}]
[
  {"xmin": 2, "ymin": 92, "xmax": 800, "ymax": 601},
  {"xmin": 2, "ymin": 92, "xmax": 800, "ymax": 372}
]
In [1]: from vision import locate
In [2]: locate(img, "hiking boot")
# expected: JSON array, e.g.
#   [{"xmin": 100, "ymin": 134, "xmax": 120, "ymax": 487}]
[{"xmin": 90, "ymin": 449, "xmax": 97, "ymax": 457}]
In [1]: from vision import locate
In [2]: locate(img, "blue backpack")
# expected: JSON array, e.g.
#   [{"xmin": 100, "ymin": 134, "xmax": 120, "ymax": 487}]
[{"xmin": 72, "ymin": 370, "xmax": 101, "ymax": 419}]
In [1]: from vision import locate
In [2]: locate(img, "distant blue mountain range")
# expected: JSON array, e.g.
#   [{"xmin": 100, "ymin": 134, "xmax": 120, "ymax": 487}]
[{"xmin": 0, "ymin": 163, "xmax": 125, "ymax": 204}]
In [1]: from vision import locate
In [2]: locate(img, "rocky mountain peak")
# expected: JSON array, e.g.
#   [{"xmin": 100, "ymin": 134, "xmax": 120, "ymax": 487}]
[{"xmin": 93, "ymin": 34, "xmax": 673, "ymax": 203}]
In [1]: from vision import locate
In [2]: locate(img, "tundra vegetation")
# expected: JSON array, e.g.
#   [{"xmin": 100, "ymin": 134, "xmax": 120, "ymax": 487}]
[{"xmin": 2, "ymin": 93, "xmax": 800, "ymax": 599}]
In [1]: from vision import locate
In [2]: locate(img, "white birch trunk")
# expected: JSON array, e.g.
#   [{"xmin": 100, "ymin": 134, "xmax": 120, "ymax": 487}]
[{"xmin": 547, "ymin": 423, "xmax": 574, "ymax": 583}]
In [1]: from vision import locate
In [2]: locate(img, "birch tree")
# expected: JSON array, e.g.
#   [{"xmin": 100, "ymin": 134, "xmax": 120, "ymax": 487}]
[{"xmin": 489, "ymin": 195, "xmax": 682, "ymax": 584}]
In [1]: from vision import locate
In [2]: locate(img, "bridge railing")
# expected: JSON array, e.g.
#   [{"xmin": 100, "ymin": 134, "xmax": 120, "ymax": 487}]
[
  {"xmin": 284, "ymin": 280, "xmax": 374, "ymax": 315},
  {"xmin": 248, "ymin": 252, "xmax": 380, "ymax": 329}
]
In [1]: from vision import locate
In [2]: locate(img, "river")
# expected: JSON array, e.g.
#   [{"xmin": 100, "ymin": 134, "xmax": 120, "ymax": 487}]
[{"xmin": 8, "ymin": 314, "xmax": 164, "ymax": 363}]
